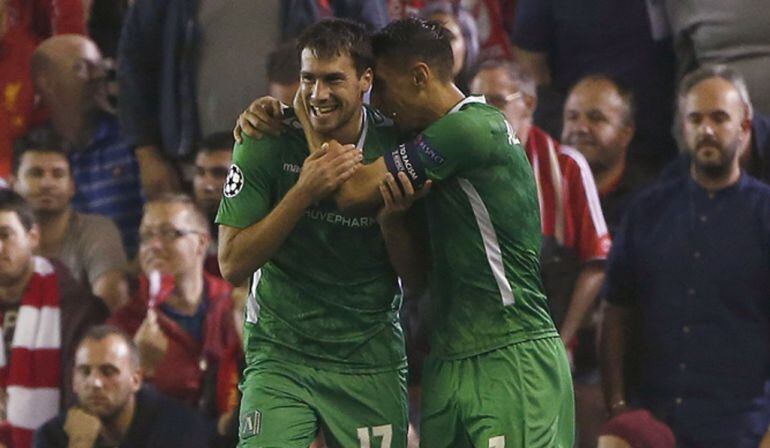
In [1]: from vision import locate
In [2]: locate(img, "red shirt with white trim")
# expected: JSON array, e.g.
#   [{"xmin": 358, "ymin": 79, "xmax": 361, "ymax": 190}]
[{"xmin": 525, "ymin": 125, "xmax": 611, "ymax": 262}]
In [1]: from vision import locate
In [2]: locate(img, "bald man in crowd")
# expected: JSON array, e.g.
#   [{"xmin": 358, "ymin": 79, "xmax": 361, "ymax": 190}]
[
  {"xmin": 600, "ymin": 65, "xmax": 770, "ymax": 448},
  {"xmin": 562, "ymin": 75, "xmax": 652, "ymax": 235},
  {"xmin": 31, "ymin": 35, "xmax": 145, "ymax": 255}
]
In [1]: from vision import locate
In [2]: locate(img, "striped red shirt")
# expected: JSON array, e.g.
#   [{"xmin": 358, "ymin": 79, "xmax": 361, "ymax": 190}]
[{"xmin": 525, "ymin": 125, "xmax": 611, "ymax": 262}]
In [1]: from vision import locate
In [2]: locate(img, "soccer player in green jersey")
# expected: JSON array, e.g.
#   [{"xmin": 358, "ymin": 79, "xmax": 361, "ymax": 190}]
[
  {"xmin": 241, "ymin": 18, "xmax": 574, "ymax": 447},
  {"xmin": 216, "ymin": 20, "xmax": 425, "ymax": 448}
]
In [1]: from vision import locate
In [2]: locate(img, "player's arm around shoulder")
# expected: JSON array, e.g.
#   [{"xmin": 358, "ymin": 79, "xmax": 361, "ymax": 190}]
[{"xmin": 217, "ymin": 136, "xmax": 363, "ymax": 285}]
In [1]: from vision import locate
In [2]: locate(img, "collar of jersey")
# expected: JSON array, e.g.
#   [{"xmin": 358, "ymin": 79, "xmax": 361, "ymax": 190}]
[
  {"xmin": 355, "ymin": 106, "xmax": 369, "ymax": 150},
  {"xmin": 448, "ymin": 95, "xmax": 487, "ymax": 115}
]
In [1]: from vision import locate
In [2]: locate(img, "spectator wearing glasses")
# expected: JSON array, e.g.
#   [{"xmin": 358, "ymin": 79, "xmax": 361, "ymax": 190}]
[{"xmin": 109, "ymin": 194, "xmax": 239, "ymax": 416}]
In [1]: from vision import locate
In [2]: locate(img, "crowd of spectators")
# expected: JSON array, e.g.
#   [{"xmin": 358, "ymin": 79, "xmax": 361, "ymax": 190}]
[{"xmin": 0, "ymin": 0, "xmax": 768, "ymax": 447}]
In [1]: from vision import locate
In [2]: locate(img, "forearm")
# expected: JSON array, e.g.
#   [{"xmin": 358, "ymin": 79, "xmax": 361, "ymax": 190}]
[
  {"xmin": 67, "ymin": 439, "xmax": 96, "ymax": 448},
  {"xmin": 92, "ymin": 269, "xmax": 130, "ymax": 312},
  {"xmin": 380, "ymin": 213, "xmax": 429, "ymax": 297},
  {"xmin": 559, "ymin": 263, "xmax": 605, "ymax": 343},
  {"xmin": 334, "ymin": 159, "xmax": 386, "ymax": 215},
  {"xmin": 599, "ymin": 303, "xmax": 630, "ymax": 412},
  {"xmin": 218, "ymin": 186, "xmax": 314, "ymax": 285}
]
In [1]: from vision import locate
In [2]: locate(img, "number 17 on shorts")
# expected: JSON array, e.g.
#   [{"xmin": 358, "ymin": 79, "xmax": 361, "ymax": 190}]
[{"xmin": 357, "ymin": 425, "xmax": 393, "ymax": 448}]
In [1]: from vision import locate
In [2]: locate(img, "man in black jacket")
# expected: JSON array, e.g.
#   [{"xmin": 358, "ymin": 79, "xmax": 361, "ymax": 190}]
[{"xmin": 34, "ymin": 325, "xmax": 213, "ymax": 448}]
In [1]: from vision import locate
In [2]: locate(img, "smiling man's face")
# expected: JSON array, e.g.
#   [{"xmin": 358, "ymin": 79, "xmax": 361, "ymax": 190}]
[{"xmin": 299, "ymin": 49, "xmax": 371, "ymax": 140}]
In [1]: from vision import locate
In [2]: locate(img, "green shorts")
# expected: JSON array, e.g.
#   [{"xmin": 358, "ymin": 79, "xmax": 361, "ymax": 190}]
[
  {"xmin": 238, "ymin": 358, "xmax": 408, "ymax": 448},
  {"xmin": 420, "ymin": 336, "xmax": 575, "ymax": 448}
]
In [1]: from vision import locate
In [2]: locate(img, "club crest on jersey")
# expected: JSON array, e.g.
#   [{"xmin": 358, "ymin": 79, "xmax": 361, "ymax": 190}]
[
  {"xmin": 223, "ymin": 164, "xmax": 244, "ymax": 198},
  {"xmin": 240, "ymin": 409, "xmax": 262, "ymax": 439}
]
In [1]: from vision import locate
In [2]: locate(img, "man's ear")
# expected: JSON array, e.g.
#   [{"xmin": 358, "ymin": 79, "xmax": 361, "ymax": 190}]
[
  {"xmin": 523, "ymin": 93, "xmax": 537, "ymax": 118},
  {"xmin": 28, "ymin": 223, "xmax": 41, "ymax": 250},
  {"xmin": 32, "ymin": 73, "xmax": 51, "ymax": 99},
  {"xmin": 197, "ymin": 232, "xmax": 211, "ymax": 257},
  {"xmin": 412, "ymin": 63, "xmax": 430, "ymax": 88},
  {"xmin": 131, "ymin": 368, "xmax": 143, "ymax": 393},
  {"xmin": 741, "ymin": 108, "xmax": 753, "ymax": 134},
  {"xmin": 359, "ymin": 67, "xmax": 373, "ymax": 93},
  {"xmin": 620, "ymin": 122, "xmax": 636, "ymax": 149}
]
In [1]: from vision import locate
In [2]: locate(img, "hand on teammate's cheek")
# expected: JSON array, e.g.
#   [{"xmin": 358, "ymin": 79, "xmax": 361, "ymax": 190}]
[{"xmin": 295, "ymin": 141, "xmax": 362, "ymax": 202}]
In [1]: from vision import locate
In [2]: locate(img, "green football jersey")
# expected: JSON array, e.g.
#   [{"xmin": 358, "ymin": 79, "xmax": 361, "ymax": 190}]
[
  {"xmin": 216, "ymin": 107, "xmax": 406, "ymax": 372},
  {"xmin": 406, "ymin": 96, "xmax": 557, "ymax": 359}
]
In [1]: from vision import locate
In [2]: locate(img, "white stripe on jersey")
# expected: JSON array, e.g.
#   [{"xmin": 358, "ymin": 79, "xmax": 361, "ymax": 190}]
[
  {"xmin": 246, "ymin": 269, "xmax": 262, "ymax": 324},
  {"xmin": 546, "ymin": 135, "xmax": 566, "ymax": 245},
  {"xmin": 458, "ymin": 178, "xmax": 515, "ymax": 306},
  {"xmin": 560, "ymin": 146, "xmax": 609, "ymax": 236}
]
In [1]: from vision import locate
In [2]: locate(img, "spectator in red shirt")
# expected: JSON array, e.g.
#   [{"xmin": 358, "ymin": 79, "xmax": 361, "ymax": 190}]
[
  {"xmin": 108, "ymin": 194, "xmax": 239, "ymax": 429},
  {"xmin": 562, "ymin": 75, "xmax": 652, "ymax": 236}
]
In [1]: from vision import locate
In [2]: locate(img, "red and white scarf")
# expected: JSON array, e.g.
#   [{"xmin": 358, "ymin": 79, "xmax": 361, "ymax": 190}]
[{"xmin": 0, "ymin": 257, "xmax": 62, "ymax": 448}]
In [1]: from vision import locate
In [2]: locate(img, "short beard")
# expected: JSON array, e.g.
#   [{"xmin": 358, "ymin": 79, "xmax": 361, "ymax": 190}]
[
  {"xmin": 692, "ymin": 137, "xmax": 741, "ymax": 180},
  {"xmin": 34, "ymin": 207, "xmax": 66, "ymax": 221},
  {"xmin": 695, "ymin": 160, "xmax": 732, "ymax": 179}
]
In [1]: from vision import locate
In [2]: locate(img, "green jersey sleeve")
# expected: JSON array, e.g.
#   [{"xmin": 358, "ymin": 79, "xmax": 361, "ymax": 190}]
[
  {"xmin": 215, "ymin": 135, "xmax": 281, "ymax": 229},
  {"xmin": 383, "ymin": 103, "xmax": 519, "ymax": 185}
]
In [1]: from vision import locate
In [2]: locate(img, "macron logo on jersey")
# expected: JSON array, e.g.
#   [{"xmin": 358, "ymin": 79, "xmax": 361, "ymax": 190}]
[{"xmin": 282, "ymin": 163, "xmax": 301, "ymax": 173}]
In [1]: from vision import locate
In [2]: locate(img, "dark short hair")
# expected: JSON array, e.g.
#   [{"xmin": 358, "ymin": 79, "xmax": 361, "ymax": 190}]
[
  {"xmin": 372, "ymin": 18, "xmax": 454, "ymax": 83},
  {"xmin": 0, "ymin": 189, "xmax": 37, "ymax": 231},
  {"xmin": 199, "ymin": 132, "xmax": 235, "ymax": 153},
  {"xmin": 296, "ymin": 19, "xmax": 373, "ymax": 77},
  {"xmin": 267, "ymin": 41, "xmax": 300, "ymax": 85},
  {"xmin": 569, "ymin": 74, "xmax": 636, "ymax": 126},
  {"xmin": 12, "ymin": 126, "xmax": 68, "ymax": 175},
  {"xmin": 79, "ymin": 325, "xmax": 140, "ymax": 369}
]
